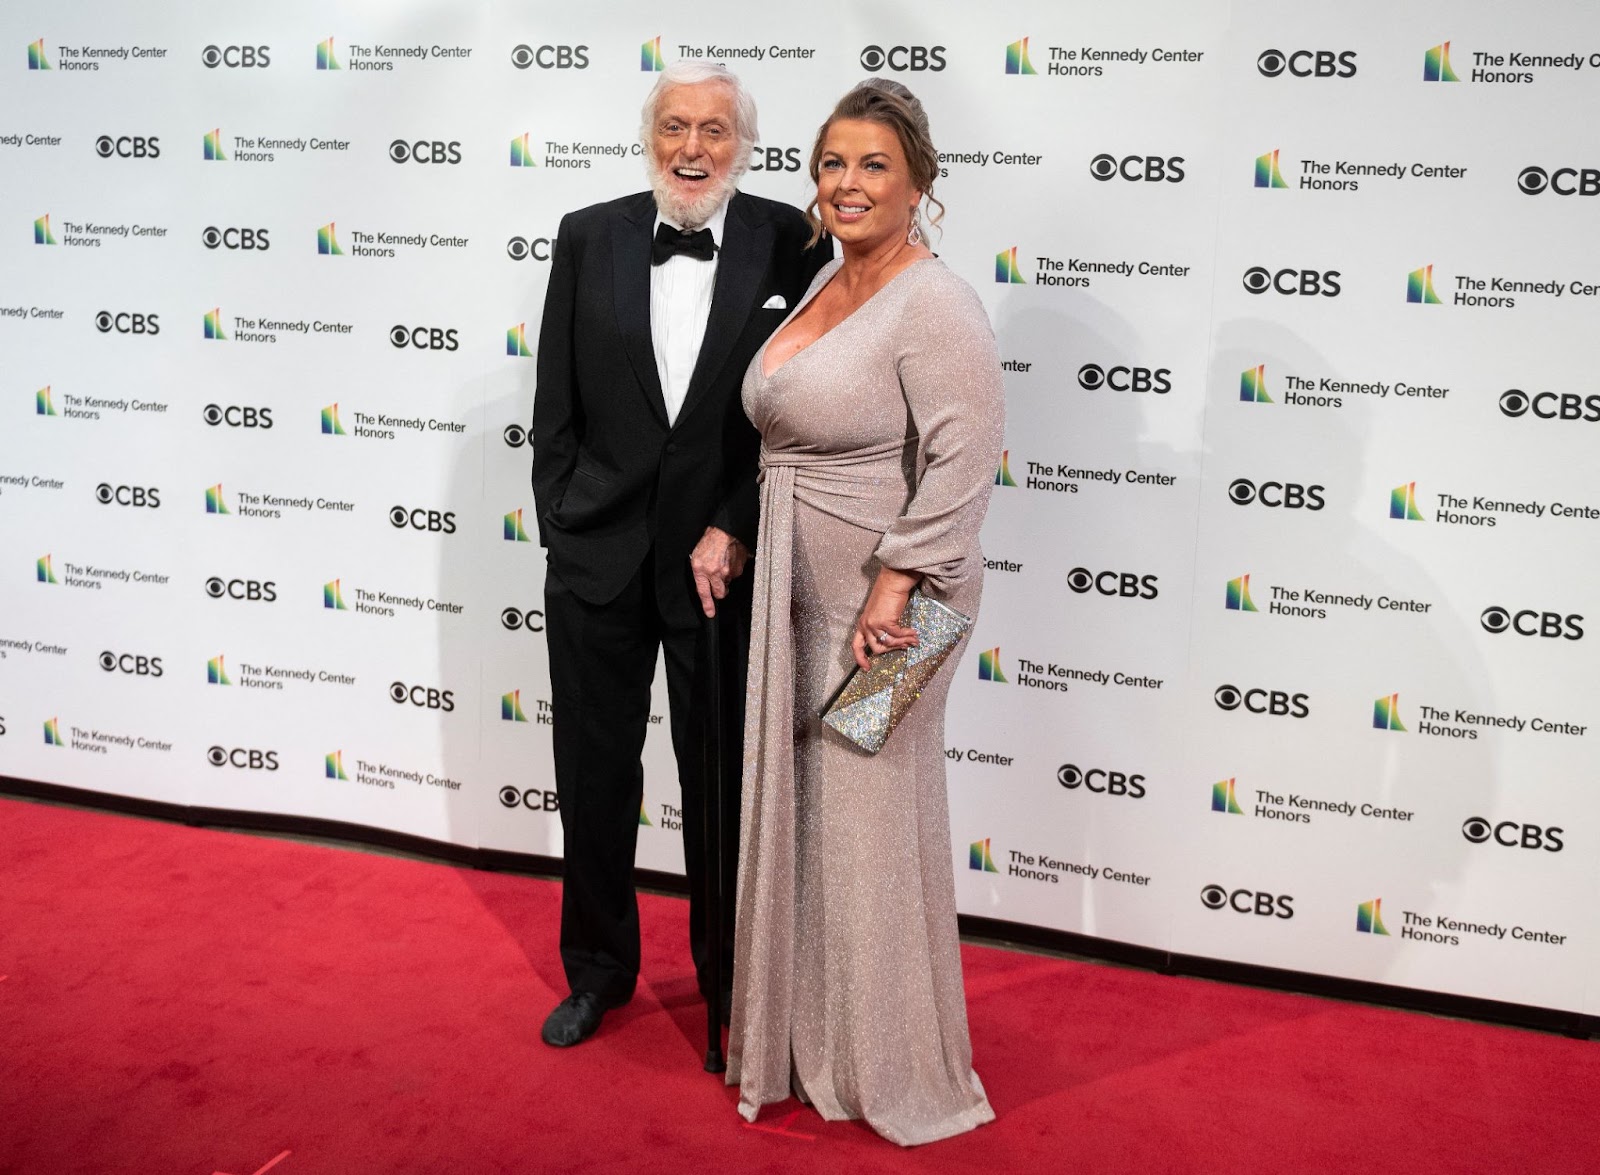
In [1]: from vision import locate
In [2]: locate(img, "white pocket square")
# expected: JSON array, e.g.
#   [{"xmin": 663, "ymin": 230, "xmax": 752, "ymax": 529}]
[{"xmin": 762, "ymin": 295, "xmax": 787, "ymax": 310}]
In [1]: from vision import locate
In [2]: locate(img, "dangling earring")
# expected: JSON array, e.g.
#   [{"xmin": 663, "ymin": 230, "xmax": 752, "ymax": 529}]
[{"xmin": 907, "ymin": 209, "xmax": 923, "ymax": 247}]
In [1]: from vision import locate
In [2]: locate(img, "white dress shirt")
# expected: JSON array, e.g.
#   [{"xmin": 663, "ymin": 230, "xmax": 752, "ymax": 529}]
[{"xmin": 650, "ymin": 199, "xmax": 728, "ymax": 426}]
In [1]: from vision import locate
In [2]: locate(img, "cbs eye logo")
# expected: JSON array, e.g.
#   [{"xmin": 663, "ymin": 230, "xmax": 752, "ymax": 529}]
[
  {"xmin": 96, "ymin": 483, "xmax": 161, "ymax": 508},
  {"xmin": 506, "ymin": 236, "xmax": 554, "ymax": 262},
  {"xmin": 203, "ymin": 226, "xmax": 270, "ymax": 251},
  {"xmin": 95, "ymin": 135, "xmax": 161, "ymax": 158},
  {"xmin": 1200, "ymin": 883, "xmax": 1295, "ymax": 918},
  {"xmin": 503, "ymin": 424, "xmax": 529, "ymax": 448},
  {"xmin": 1480, "ymin": 606, "xmax": 1583, "ymax": 640},
  {"xmin": 208, "ymin": 745, "xmax": 279, "ymax": 770},
  {"xmin": 1462, "ymin": 816, "xmax": 1564, "ymax": 852},
  {"xmin": 499, "ymin": 785, "xmax": 559, "ymax": 810},
  {"xmin": 206, "ymin": 576, "xmax": 277, "ymax": 602},
  {"xmin": 1067, "ymin": 567, "xmax": 1159, "ymax": 600},
  {"xmin": 859, "ymin": 44, "xmax": 946, "ymax": 72},
  {"xmin": 1227, "ymin": 477, "xmax": 1325, "ymax": 510},
  {"xmin": 1089, "ymin": 153, "xmax": 1185, "ymax": 183},
  {"xmin": 1242, "ymin": 266, "xmax": 1341, "ymax": 297},
  {"xmin": 1077, "ymin": 363, "xmax": 1171, "ymax": 394},
  {"xmin": 510, "ymin": 43, "xmax": 588, "ymax": 69},
  {"xmin": 1517, "ymin": 166, "xmax": 1600, "ymax": 196},
  {"xmin": 95, "ymin": 310, "xmax": 160, "ymax": 335},
  {"xmin": 1214, "ymin": 683, "xmax": 1310, "ymax": 718},
  {"xmin": 1498, "ymin": 388, "xmax": 1600, "ymax": 422},
  {"xmin": 202, "ymin": 45, "xmax": 270, "ymax": 68},
  {"xmin": 100, "ymin": 650, "xmax": 163, "ymax": 676},
  {"xmin": 500, "ymin": 606, "xmax": 545, "ymax": 632},
  {"xmin": 390, "ymin": 680, "xmax": 455, "ymax": 711},
  {"xmin": 1255, "ymin": 49, "xmax": 1357, "ymax": 78},
  {"xmin": 1057, "ymin": 763, "xmax": 1146, "ymax": 798},
  {"xmin": 389, "ymin": 505, "xmax": 457, "ymax": 533},
  {"xmin": 389, "ymin": 139, "xmax": 463, "ymax": 165}
]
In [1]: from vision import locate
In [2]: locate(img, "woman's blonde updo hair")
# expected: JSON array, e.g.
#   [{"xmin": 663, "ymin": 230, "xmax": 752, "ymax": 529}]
[{"xmin": 804, "ymin": 78, "xmax": 944, "ymax": 247}]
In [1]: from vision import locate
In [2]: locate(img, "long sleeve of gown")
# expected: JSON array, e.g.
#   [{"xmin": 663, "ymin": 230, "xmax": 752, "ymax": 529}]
[{"xmin": 872, "ymin": 276, "xmax": 1006, "ymax": 598}]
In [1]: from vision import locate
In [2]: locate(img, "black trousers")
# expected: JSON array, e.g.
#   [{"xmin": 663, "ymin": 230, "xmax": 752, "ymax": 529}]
[{"xmin": 543, "ymin": 549, "xmax": 747, "ymax": 1003}]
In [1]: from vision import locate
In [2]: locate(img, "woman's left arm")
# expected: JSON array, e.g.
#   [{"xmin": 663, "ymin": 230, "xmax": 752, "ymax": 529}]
[{"xmin": 853, "ymin": 273, "xmax": 1005, "ymax": 668}]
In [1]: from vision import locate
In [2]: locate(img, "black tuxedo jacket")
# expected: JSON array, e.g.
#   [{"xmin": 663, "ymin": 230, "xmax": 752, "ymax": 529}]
[{"xmin": 532, "ymin": 190, "xmax": 831, "ymax": 628}]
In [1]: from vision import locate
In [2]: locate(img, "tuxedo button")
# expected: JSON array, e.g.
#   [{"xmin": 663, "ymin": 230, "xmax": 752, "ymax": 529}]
[{"xmin": 666, "ymin": 442, "xmax": 678, "ymax": 455}]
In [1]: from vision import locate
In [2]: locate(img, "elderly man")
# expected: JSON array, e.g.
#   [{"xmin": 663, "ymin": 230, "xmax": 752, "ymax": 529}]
[{"xmin": 532, "ymin": 63, "xmax": 830, "ymax": 1047}]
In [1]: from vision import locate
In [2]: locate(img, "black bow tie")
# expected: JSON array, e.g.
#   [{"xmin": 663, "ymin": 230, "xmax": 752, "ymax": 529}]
[{"xmin": 652, "ymin": 222, "xmax": 716, "ymax": 265}]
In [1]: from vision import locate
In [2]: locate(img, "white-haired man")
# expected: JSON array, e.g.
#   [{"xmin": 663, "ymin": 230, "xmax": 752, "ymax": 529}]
[{"xmin": 532, "ymin": 63, "xmax": 830, "ymax": 1047}]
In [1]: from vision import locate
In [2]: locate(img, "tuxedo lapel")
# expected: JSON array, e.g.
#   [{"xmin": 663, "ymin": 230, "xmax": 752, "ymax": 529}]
[
  {"xmin": 612, "ymin": 196, "xmax": 669, "ymax": 427},
  {"xmin": 675, "ymin": 193, "xmax": 772, "ymax": 429}
]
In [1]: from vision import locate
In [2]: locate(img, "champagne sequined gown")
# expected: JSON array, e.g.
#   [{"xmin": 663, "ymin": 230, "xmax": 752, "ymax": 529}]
[{"xmin": 727, "ymin": 258, "xmax": 1003, "ymax": 1146}]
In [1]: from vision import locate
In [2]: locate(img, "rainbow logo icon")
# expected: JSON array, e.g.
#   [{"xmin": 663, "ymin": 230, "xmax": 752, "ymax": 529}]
[
  {"xmin": 34, "ymin": 214, "xmax": 56, "ymax": 245},
  {"xmin": 510, "ymin": 133, "xmax": 534, "ymax": 167},
  {"xmin": 1240, "ymin": 363, "xmax": 1272, "ymax": 403},
  {"xmin": 1373, "ymin": 692, "xmax": 1406, "ymax": 732},
  {"xmin": 1423, "ymin": 41, "xmax": 1459, "ymax": 83},
  {"xmin": 316, "ymin": 37, "xmax": 340, "ymax": 70},
  {"xmin": 1390, "ymin": 481, "xmax": 1423, "ymax": 521},
  {"xmin": 639, "ymin": 803, "xmax": 653, "ymax": 827},
  {"xmin": 1356, "ymin": 898, "xmax": 1390, "ymax": 935},
  {"xmin": 994, "ymin": 450, "xmax": 1017, "ymax": 487},
  {"xmin": 323, "ymin": 579, "xmax": 347, "ymax": 610},
  {"xmin": 36, "ymin": 554, "xmax": 57, "ymax": 584},
  {"xmin": 321, "ymin": 403, "xmax": 345, "ymax": 436},
  {"xmin": 325, "ymin": 750, "xmax": 348, "ymax": 780},
  {"xmin": 968, "ymin": 838, "xmax": 999, "ymax": 873},
  {"xmin": 501, "ymin": 690, "xmax": 528, "ymax": 722},
  {"xmin": 504, "ymin": 508, "xmax": 531, "ymax": 542},
  {"xmin": 36, "ymin": 386, "xmax": 56, "ymax": 416},
  {"xmin": 995, "ymin": 246, "xmax": 1026, "ymax": 285},
  {"xmin": 977, "ymin": 648, "xmax": 1007, "ymax": 683},
  {"xmin": 44, "ymin": 717, "xmax": 63, "ymax": 745},
  {"xmin": 205, "ymin": 484, "xmax": 230, "ymax": 514},
  {"xmin": 28, "ymin": 39, "xmax": 51, "ymax": 70},
  {"xmin": 204, "ymin": 308, "xmax": 227, "ymax": 341},
  {"xmin": 317, "ymin": 222, "xmax": 342, "ymax": 256},
  {"xmin": 640, "ymin": 36, "xmax": 664, "ymax": 72},
  {"xmin": 1225, "ymin": 574, "xmax": 1258, "ymax": 613},
  {"xmin": 1212, "ymin": 777, "xmax": 1244, "ymax": 814},
  {"xmin": 203, "ymin": 128, "xmax": 226, "ymax": 162},
  {"xmin": 1254, "ymin": 149, "xmax": 1288, "ymax": 189},
  {"xmin": 1407, "ymin": 264, "xmax": 1442, "ymax": 304},
  {"xmin": 1005, "ymin": 38, "xmax": 1037, "ymax": 76},
  {"xmin": 207, "ymin": 655, "xmax": 232, "ymax": 686},
  {"xmin": 506, "ymin": 323, "xmax": 532, "ymax": 357}
]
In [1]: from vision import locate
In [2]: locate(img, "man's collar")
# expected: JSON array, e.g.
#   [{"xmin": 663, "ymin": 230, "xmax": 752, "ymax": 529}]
[{"xmin": 653, "ymin": 197, "xmax": 730, "ymax": 248}]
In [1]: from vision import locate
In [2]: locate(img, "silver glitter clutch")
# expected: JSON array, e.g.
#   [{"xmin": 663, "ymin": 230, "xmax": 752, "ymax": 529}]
[{"xmin": 821, "ymin": 590, "xmax": 972, "ymax": 755}]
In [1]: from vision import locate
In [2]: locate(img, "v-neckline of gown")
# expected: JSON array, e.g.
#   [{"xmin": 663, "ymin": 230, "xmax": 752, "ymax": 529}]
[{"xmin": 759, "ymin": 256, "xmax": 936, "ymax": 383}]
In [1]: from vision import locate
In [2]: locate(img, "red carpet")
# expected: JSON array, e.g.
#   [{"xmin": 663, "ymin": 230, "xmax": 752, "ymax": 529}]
[{"xmin": 2, "ymin": 797, "xmax": 1598, "ymax": 1175}]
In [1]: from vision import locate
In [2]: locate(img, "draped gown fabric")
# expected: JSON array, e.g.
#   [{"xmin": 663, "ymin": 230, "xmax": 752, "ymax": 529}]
[{"xmin": 726, "ymin": 257, "xmax": 1004, "ymax": 1146}]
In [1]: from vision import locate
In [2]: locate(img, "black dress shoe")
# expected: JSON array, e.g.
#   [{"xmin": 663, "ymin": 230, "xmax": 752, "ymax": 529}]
[{"xmin": 541, "ymin": 992, "xmax": 617, "ymax": 1048}]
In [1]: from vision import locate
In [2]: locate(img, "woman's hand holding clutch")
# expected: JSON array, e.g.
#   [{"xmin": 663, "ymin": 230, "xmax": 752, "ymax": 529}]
[{"xmin": 852, "ymin": 566, "xmax": 922, "ymax": 669}]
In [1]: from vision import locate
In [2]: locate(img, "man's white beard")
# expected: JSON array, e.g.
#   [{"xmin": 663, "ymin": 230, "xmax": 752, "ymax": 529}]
[{"xmin": 646, "ymin": 155, "xmax": 739, "ymax": 229}]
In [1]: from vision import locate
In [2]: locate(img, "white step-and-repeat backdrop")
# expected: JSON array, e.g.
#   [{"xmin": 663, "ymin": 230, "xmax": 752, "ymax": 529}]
[{"xmin": 4, "ymin": 0, "xmax": 1598, "ymax": 1015}]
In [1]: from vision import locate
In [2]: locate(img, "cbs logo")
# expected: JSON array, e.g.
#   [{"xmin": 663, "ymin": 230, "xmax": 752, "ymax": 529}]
[
  {"xmin": 1077, "ymin": 363, "xmax": 1171, "ymax": 394},
  {"xmin": 1462, "ymin": 816, "xmax": 1564, "ymax": 852},
  {"xmin": 95, "ymin": 135, "xmax": 161, "ymax": 158},
  {"xmin": 95, "ymin": 311, "xmax": 161, "ymax": 335},
  {"xmin": 204, "ymin": 404, "xmax": 273, "ymax": 428},
  {"xmin": 388, "ymin": 139, "xmax": 463, "ymax": 165},
  {"xmin": 1227, "ymin": 477, "xmax": 1325, "ymax": 510},
  {"xmin": 202, "ymin": 45, "xmax": 270, "ymax": 68},
  {"xmin": 500, "ymin": 607, "xmax": 545, "ymax": 633},
  {"xmin": 1256, "ymin": 49, "xmax": 1357, "ymax": 78},
  {"xmin": 1480, "ymin": 607, "xmax": 1583, "ymax": 641},
  {"xmin": 1242, "ymin": 266, "xmax": 1342, "ymax": 297},
  {"xmin": 749, "ymin": 145, "xmax": 803, "ymax": 172},
  {"xmin": 1214, "ymin": 684, "xmax": 1310, "ymax": 718},
  {"xmin": 100, "ymin": 651, "xmax": 164, "ymax": 677},
  {"xmin": 510, "ymin": 43, "xmax": 588, "ymax": 69},
  {"xmin": 390, "ymin": 324, "xmax": 460, "ymax": 351},
  {"xmin": 500, "ymin": 785, "xmax": 560, "ymax": 810},
  {"xmin": 202, "ymin": 226, "xmax": 270, "ymax": 251},
  {"xmin": 503, "ymin": 424, "xmax": 529, "ymax": 448},
  {"xmin": 96, "ymin": 483, "xmax": 161, "ymax": 508},
  {"xmin": 390, "ymin": 681, "xmax": 455, "ymax": 711},
  {"xmin": 506, "ymin": 236, "xmax": 555, "ymax": 262},
  {"xmin": 1067, "ymin": 567, "xmax": 1158, "ymax": 600},
  {"xmin": 1200, "ymin": 884, "xmax": 1295, "ymax": 918},
  {"xmin": 1517, "ymin": 166, "xmax": 1600, "ymax": 196},
  {"xmin": 208, "ymin": 745, "xmax": 279, "ymax": 770},
  {"xmin": 390, "ymin": 505, "xmax": 457, "ymax": 534},
  {"xmin": 1499, "ymin": 389, "xmax": 1600, "ymax": 422},
  {"xmin": 1057, "ymin": 763, "xmax": 1146, "ymax": 798},
  {"xmin": 1089, "ymin": 154, "xmax": 1185, "ymax": 183},
  {"xmin": 206, "ymin": 576, "xmax": 277, "ymax": 602},
  {"xmin": 859, "ymin": 44, "xmax": 946, "ymax": 72}
]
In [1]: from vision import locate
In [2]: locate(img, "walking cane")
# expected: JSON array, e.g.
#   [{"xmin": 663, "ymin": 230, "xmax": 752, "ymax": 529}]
[{"xmin": 701, "ymin": 610, "xmax": 726, "ymax": 1073}]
